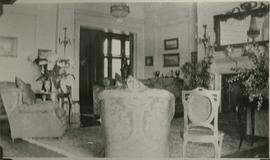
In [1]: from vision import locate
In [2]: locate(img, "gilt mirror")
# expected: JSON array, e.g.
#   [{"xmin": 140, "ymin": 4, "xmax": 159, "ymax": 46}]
[{"xmin": 214, "ymin": 2, "xmax": 269, "ymax": 51}]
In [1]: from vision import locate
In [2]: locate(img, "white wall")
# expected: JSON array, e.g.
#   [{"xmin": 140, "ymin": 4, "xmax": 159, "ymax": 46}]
[
  {"xmin": 0, "ymin": 4, "xmax": 57, "ymax": 90},
  {"xmin": 144, "ymin": 2, "xmax": 196, "ymax": 78}
]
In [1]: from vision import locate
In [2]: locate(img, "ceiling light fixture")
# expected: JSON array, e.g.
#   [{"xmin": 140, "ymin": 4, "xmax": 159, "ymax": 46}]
[
  {"xmin": 110, "ymin": 3, "xmax": 130, "ymax": 22},
  {"xmin": 0, "ymin": 0, "xmax": 16, "ymax": 16}
]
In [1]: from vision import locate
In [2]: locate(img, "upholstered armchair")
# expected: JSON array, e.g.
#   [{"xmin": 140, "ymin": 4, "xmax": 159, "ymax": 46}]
[
  {"xmin": 99, "ymin": 88, "xmax": 175, "ymax": 157},
  {"xmin": 0, "ymin": 88, "xmax": 67, "ymax": 141}
]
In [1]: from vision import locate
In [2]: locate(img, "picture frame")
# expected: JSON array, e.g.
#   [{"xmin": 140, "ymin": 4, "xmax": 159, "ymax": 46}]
[
  {"xmin": 163, "ymin": 53, "xmax": 179, "ymax": 67},
  {"xmin": 164, "ymin": 38, "xmax": 178, "ymax": 50},
  {"xmin": 191, "ymin": 51, "xmax": 198, "ymax": 64},
  {"xmin": 0, "ymin": 36, "xmax": 17, "ymax": 57},
  {"xmin": 145, "ymin": 56, "xmax": 153, "ymax": 66}
]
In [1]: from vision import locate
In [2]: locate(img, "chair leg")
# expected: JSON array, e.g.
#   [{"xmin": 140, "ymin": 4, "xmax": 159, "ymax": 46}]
[
  {"xmin": 182, "ymin": 140, "xmax": 187, "ymax": 158},
  {"xmin": 219, "ymin": 138, "xmax": 224, "ymax": 158},
  {"xmin": 214, "ymin": 141, "xmax": 219, "ymax": 158}
]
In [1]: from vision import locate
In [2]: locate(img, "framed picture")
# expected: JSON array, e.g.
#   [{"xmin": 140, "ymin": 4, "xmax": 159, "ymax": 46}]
[
  {"xmin": 163, "ymin": 53, "xmax": 179, "ymax": 67},
  {"xmin": 0, "ymin": 36, "xmax": 17, "ymax": 57},
  {"xmin": 145, "ymin": 56, "xmax": 153, "ymax": 66},
  {"xmin": 191, "ymin": 51, "xmax": 198, "ymax": 64},
  {"xmin": 164, "ymin": 38, "xmax": 178, "ymax": 50}
]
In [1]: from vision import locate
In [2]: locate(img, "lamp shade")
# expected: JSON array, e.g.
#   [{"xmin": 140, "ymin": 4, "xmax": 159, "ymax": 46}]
[
  {"xmin": 247, "ymin": 15, "xmax": 260, "ymax": 40},
  {"xmin": 110, "ymin": 3, "xmax": 130, "ymax": 20}
]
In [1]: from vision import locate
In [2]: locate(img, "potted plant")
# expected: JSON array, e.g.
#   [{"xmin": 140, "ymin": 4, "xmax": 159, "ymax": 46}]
[
  {"xmin": 181, "ymin": 55, "xmax": 213, "ymax": 90},
  {"xmin": 35, "ymin": 54, "xmax": 75, "ymax": 94}
]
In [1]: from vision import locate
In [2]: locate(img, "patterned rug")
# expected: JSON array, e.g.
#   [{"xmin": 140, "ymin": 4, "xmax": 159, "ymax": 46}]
[{"xmin": 30, "ymin": 113, "xmax": 268, "ymax": 158}]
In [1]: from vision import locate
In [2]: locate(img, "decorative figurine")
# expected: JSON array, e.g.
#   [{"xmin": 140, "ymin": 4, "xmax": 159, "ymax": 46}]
[
  {"xmin": 154, "ymin": 71, "xmax": 160, "ymax": 78},
  {"xmin": 120, "ymin": 57, "xmax": 130, "ymax": 79},
  {"xmin": 175, "ymin": 70, "xmax": 180, "ymax": 79}
]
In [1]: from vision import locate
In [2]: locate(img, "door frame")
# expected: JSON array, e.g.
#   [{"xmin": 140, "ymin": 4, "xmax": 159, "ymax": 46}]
[{"xmin": 73, "ymin": 12, "xmax": 144, "ymax": 101}]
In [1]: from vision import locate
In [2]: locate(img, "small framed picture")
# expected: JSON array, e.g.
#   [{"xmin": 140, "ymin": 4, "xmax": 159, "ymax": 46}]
[
  {"xmin": 163, "ymin": 53, "xmax": 179, "ymax": 67},
  {"xmin": 145, "ymin": 56, "xmax": 153, "ymax": 66},
  {"xmin": 0, "ymin": 36, "xmax": 17, "ymax": 57},
  {"xmin": 164, "ymin": 38, "xmax": 178, "ymax": 50}
]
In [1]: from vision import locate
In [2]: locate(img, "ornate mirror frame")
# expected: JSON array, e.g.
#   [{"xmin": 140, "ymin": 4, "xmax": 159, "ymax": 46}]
[{"xmin": 214, "ymin": 2, "xmax": 269, "ymax": 51}]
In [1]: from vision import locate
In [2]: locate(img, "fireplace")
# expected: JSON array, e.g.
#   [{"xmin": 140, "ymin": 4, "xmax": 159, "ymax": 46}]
[
  {"xmin": 214, "ymin": 56, "xmax": 268, "ymax": 137},
  {"xmin": 221, "ymin": 74, "xmax": 242, "ymax": 113}
]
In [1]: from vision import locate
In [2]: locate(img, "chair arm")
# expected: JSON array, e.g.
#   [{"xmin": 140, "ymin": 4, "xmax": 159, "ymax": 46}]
[{"xmin": 0, "ymin": 88, "xmax": 22, "ymax": 115}]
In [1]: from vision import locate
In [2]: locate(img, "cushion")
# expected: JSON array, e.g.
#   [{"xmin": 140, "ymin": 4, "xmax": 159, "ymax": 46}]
[
  {"xmin": 114, "ymin": 73, "xmax": 126, "ymax": 89},
  {"xmin": 126, "ymin": 76, "xmax": 147, "ymax": 91},
  {"xmin": 15, "ymin": 77, "xmax": 36, "ymax": 105}
]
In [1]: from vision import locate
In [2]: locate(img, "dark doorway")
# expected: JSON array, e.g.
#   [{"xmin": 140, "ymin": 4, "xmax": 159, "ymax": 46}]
[
  {"xmin": 79, "ymin": 27, "xmax": 106, "ymax": 126},
  {"xmin": 221, "ymin": 74, "xmax": 243, "ymax": 113}
]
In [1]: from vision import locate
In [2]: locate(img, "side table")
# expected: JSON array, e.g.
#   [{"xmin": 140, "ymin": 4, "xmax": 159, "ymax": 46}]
[
  {"xmin": 237, "ymin": 96, "xmax": 268, "ymax": 149},
  {"xmin": 35, "ymin": 92, "xmax": 73, "ymax": 125}
]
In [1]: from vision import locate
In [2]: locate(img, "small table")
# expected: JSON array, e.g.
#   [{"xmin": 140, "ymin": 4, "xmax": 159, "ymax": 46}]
[
  {"xmin": 237, "ymin": 96, "xmax": 268, "ymax": 149},
  {"xmin": 35, "ymin": 92, "xmax": 73, "ymax": 125}
]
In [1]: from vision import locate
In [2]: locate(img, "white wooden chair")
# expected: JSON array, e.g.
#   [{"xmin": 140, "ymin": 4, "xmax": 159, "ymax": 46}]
[{"xmin": 182, "ymin": 87, "xmax": 224, "ymax": 158}]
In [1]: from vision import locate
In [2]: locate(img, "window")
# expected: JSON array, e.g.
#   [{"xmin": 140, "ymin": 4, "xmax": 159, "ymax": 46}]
[{"xmin": 103, "ymin": 33, "xmax": 133, "ymax": 79}]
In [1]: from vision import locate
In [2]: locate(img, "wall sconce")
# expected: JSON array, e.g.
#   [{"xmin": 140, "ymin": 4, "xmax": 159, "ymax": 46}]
[
  {"xmin": 59, "ymin": 27, "xmax": 71, "ymax": 56},
  {"xmin": 195, "ymin": 24, "xmax": 214, "ymax": 57}
]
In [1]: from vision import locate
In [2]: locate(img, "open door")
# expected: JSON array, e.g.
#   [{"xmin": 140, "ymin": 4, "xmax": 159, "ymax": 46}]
[{"xmin": 79, "ymin": 27, "xmax": 105, "ymax": 126}]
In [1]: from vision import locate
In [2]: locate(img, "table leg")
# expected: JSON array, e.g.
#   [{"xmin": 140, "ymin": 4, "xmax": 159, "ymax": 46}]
[
  {"xmin": 237, "ymin": 105, "xmax": 246, "ymax": 150},
  {"xmin": 67, "ymin": 95, "xmax": 72, "ymax": 125},
  {"xmin": 251, "ymin": 106, "xmax": 255, "ymax": 146}
]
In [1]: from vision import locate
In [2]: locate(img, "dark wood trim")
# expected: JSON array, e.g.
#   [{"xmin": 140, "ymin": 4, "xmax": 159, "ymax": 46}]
[
  {"xmin": 1, "ymin": 0, "xmax": 16, "ymax": 4},
  {"xmin": 107, "ymin": 35, "xmax": 112, "ymax": 78}
]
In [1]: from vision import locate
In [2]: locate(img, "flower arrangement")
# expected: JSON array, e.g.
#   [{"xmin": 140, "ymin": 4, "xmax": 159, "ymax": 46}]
[
  {"xmin": 35, "ymin": 54, "xmax": 75, "ymax": 93},
  {"xmin": 227, "ymin": 44, "xmax": 269, "ymax": 110}
]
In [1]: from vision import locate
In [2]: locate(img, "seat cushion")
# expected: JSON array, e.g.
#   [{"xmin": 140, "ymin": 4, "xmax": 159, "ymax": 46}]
[
  {"xmin": 185, "ymin": 126, "xmax": 224, "ymax": 140},
  {"xmin": 18, "ymin": 101, "xmax": 58, "ymax": 113}
]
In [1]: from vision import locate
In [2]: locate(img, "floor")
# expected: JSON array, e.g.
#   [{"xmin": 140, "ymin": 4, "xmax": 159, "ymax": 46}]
[
  {"xmin": 0, "ymin": 120, "xmax": 65, "ymax": 157},
  {"xmin": 225, "ymin": 143, "xmax": 269, "ymax": 158},
  {"xmin": 0, "ymin": 112, "xmax": 269, "ymax": 158}
]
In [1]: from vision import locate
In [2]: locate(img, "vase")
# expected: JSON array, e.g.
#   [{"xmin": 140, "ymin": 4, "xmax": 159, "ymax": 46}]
[
  {"xmin": 43, "ymin": 80, "xmax": 52, "ymax": 93},
  {"xmin": 50, "ymin": 92, "xmax": 58, "ymax": 101},
  {"xmin": 175, "ymin": 70, "xmax": 180, "ymax": 78}
]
